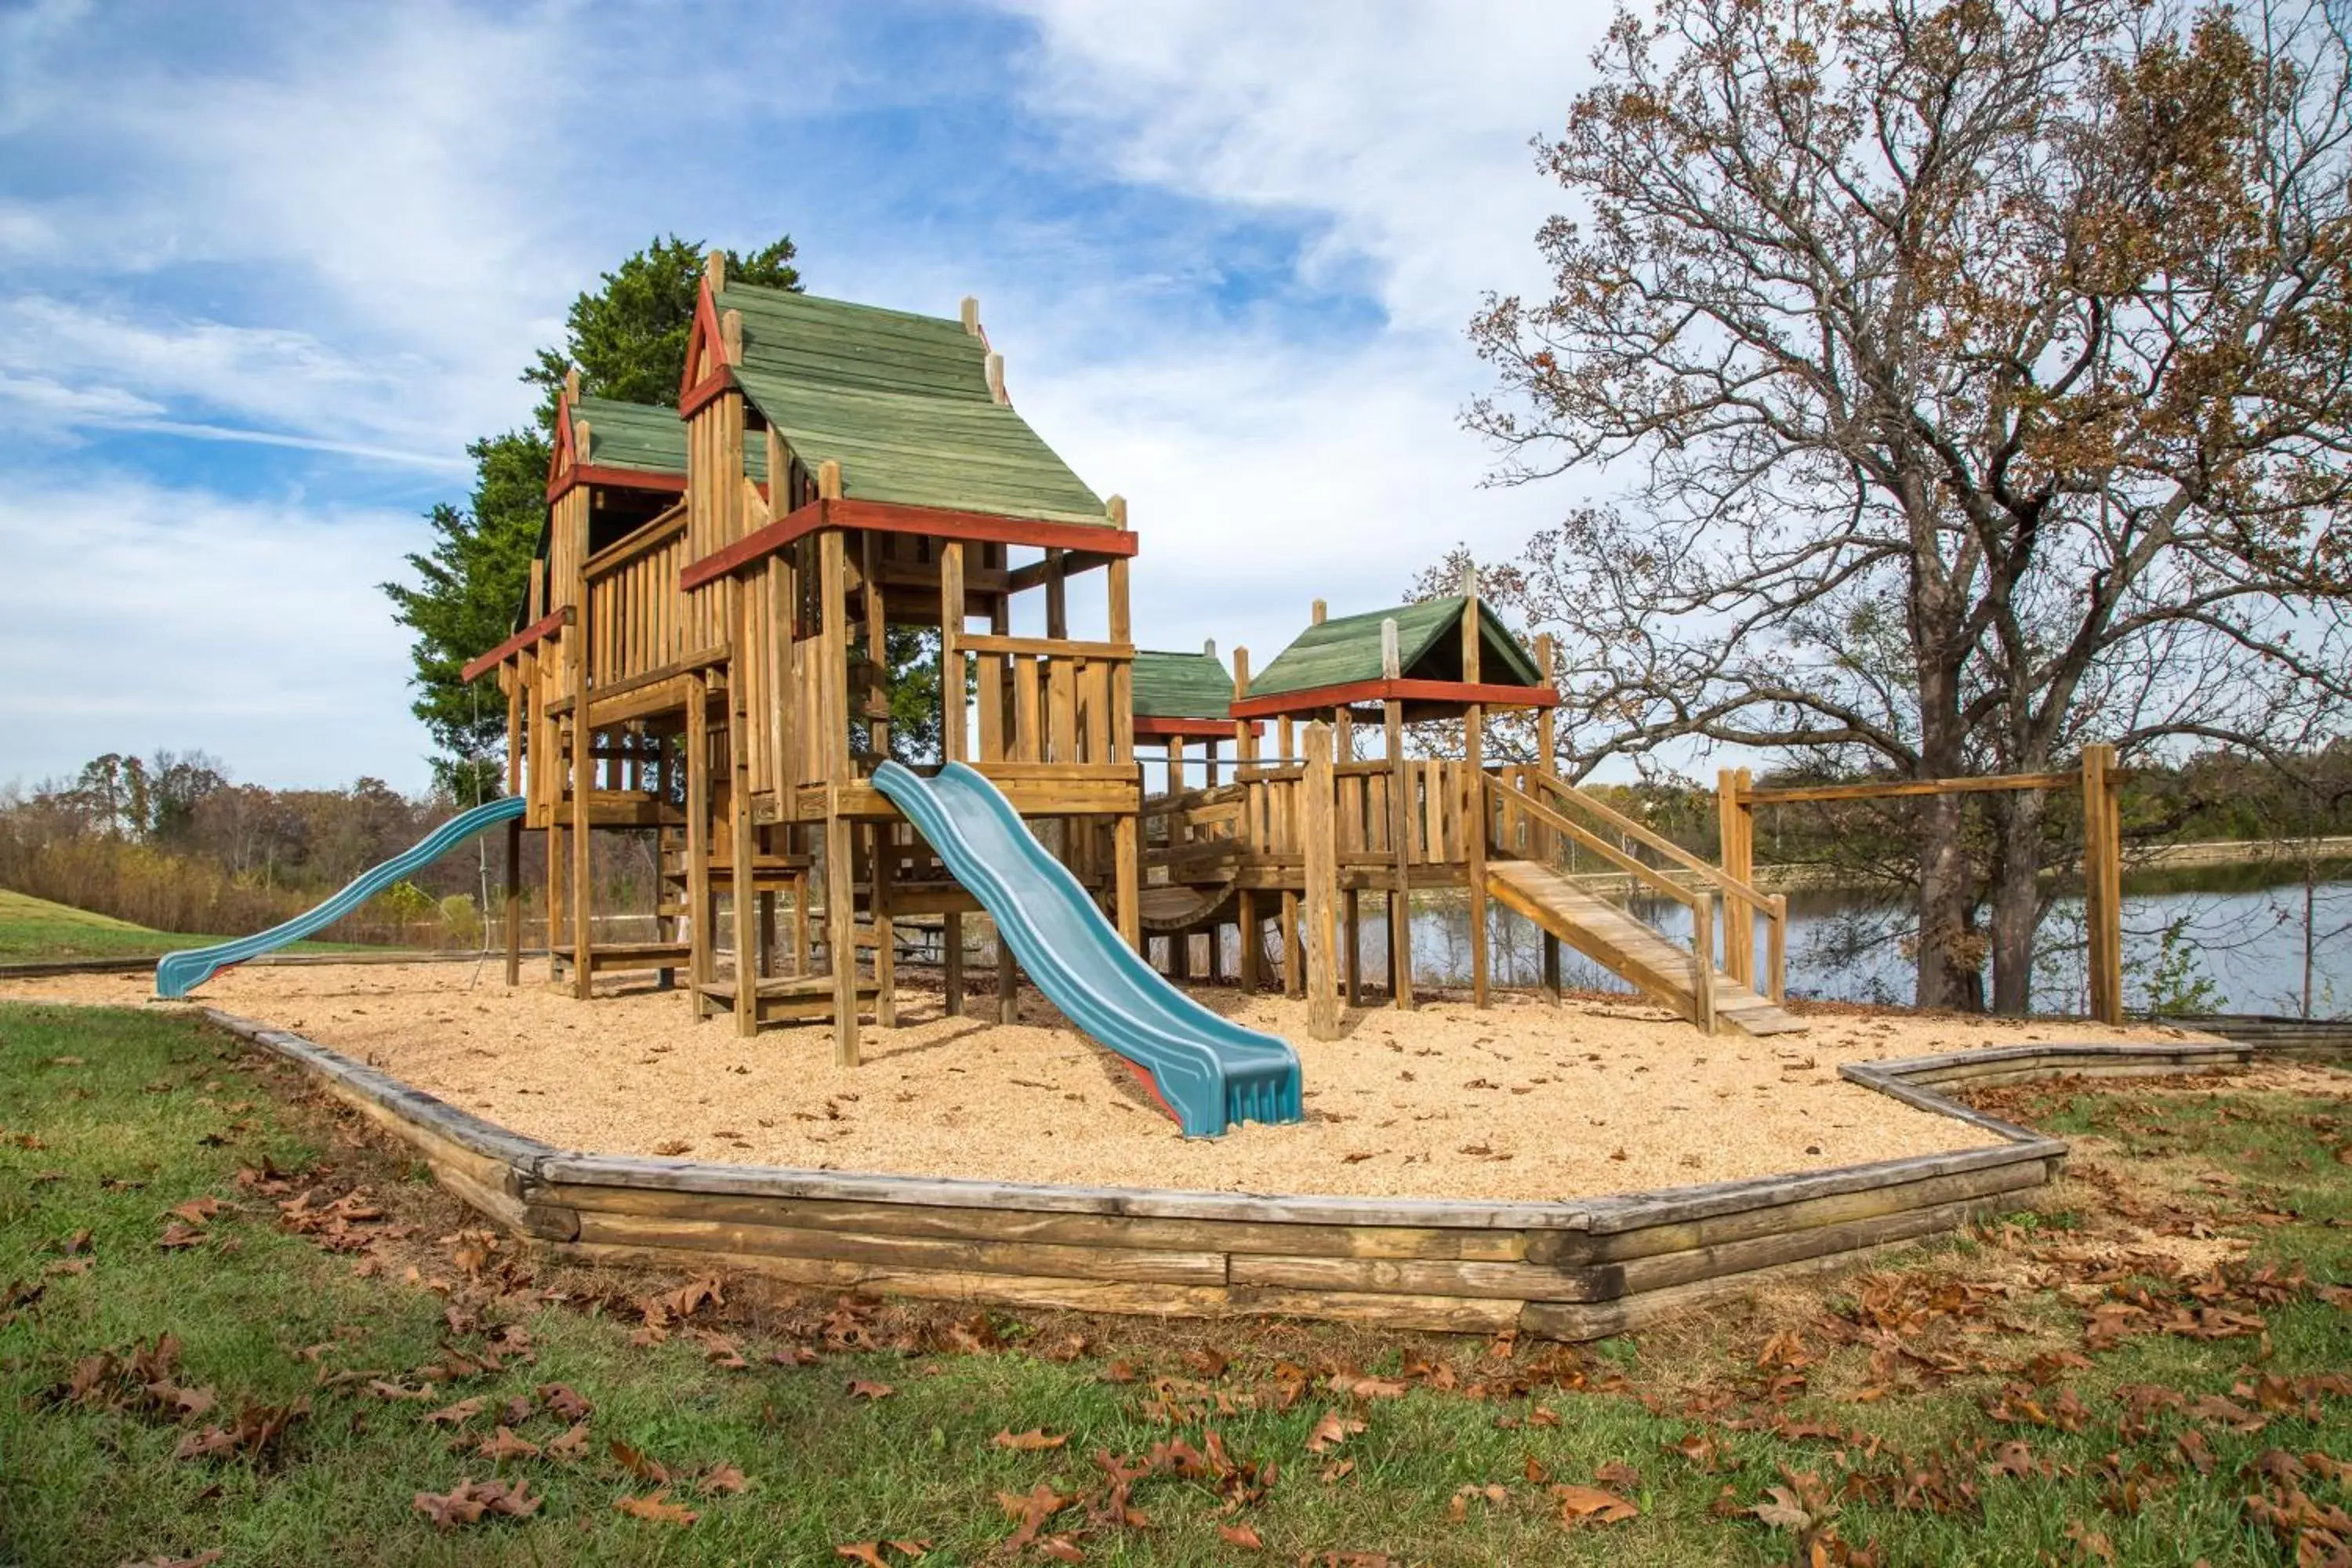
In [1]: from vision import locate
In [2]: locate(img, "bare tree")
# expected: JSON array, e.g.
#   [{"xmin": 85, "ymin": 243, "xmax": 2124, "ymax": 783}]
[{"xmin": 1468, "ymin": 0, "xmax": 2352, "ymax": 1011}]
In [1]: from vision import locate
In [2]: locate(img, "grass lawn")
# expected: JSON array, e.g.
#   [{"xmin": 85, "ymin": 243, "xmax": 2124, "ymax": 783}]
[
  {"xmin": 0, "ymin": 889, "xmax": 379, "ymax": 964},
  {"xmin": 1, "ymin": 1002, "xmax": 2347, "ymax": 1566}
]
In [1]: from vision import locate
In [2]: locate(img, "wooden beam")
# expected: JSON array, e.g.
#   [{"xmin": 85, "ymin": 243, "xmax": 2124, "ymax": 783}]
[
  {"xmin": 462, "ymin": 607, "xmax": 571, "ymax": 683},
  {"xmin": 1461, "ymin": 566, "xmax": 1488, "ymax": 1011},
  {"xmin": 1740, "ymin": 771, "xmax": 2081, "ymax": 806},
  {"xmin": 681, "ymin": 499, "xmax": 1138, "ymax": 593},
  {"xmin": 544, "ymin": 466, "xmax": 687, "ymax": 507},
  {"xmin": 1231, "ymin": 677, "xmax": 1559, "ymax": 721}
]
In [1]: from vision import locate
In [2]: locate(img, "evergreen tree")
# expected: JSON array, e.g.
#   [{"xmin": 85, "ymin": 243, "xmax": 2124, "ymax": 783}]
[{"xmin": 385, "ymin": 235, "xmax": 802, "ymax": 789}]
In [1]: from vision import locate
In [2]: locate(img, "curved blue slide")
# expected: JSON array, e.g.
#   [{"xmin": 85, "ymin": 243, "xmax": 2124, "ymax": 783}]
[
  {"xmin": 873, "ymin": 761, "xmax": 1301, "ymax": 1138},
  {"xmin": 155, "ymin": 796, "xmax": 527, "ymax": 1000}
]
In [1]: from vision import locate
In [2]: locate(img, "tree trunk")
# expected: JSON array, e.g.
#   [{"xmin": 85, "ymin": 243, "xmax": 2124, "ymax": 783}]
[
  {"xmin": 1988, "ymin": 789, "xmax": 2047, "ymax": 1015},
  {"xmin": 1915, "ymin": 791, "xmax": 1980, "ymax": 1011}
]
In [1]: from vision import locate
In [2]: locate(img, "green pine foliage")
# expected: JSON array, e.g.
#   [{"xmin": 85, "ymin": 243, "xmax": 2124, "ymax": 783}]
[{"xmin": 385, "ymin": 235, "xmax": 802, "ymax": 786}]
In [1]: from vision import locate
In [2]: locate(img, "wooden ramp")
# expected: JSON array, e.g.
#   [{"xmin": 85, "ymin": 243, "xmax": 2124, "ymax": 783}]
[{"xmin": 1486, "ymin": 859, "xmax": 1805, "ymax": 1036}]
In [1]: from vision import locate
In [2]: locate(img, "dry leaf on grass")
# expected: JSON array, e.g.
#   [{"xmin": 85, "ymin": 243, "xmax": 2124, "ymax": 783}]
[
  {"xmin": 1552, "ymin": 1484, "xmax": 1639, "ymax": 1525},
  {"xmin": 992, "ymin": 1428, "xmax": 1067, "ymax": 1451},
  {"xmin": 1218, "ymin": 1521, "xmax": 1265, "ymax": 1548},
  {"xmin": 836, "ymin": 1544, "xmax": 931, "ymax": 1566},
  {"xmin": 412, "ymin": 1477, "xmax": 542, "ymax": 1529},
  {"xmin": 610, "ymin": 1439, "xmax": 670, "ymax": 1486},
  {"xmin": 536, "ymin": 1382, "xmax": 590, "ymax": 1421},
  {"xmin": 476, "ymin": 1426, "xmax": 541, "ymax": 1461},
  {"xmin": 423, "ymin": 1398, "xmax": 485, "ymax": 1427},
  {"xmin": 1305, "ymin": 1412, "xmax": 1367, "ymax": 1454},
  {"xmin": 847, "ymin": 1379, "xmax": 895, "ymax": 1401},
  {"xmin": 614, "ymin": 1490, "xmax": 697, "ymax": 1525},
  {"xmin": 546, "ymin": 1421, "xmax": 590, "ymax": 1460},
  {"xmin": 699, "ymin": 1462, "xmax": 748, "ymax": 1494}
]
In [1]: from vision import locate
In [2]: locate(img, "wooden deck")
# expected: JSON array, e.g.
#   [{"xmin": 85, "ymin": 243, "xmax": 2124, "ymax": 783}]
[{"xmin": 1484, "ymin": 859, "xmax": 1804, "ymax": 1036}]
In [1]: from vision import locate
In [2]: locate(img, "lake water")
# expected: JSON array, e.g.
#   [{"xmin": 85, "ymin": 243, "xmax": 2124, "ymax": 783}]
[{"xmin": 1338, "ymin": 867, "xmax": 2352, "ymax": 1018}]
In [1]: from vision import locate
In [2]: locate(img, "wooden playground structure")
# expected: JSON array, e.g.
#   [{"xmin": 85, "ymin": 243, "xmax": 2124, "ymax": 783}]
[{"xmin": 460, "ymin": 257, "xmax": 2127, "ymax": 1060}]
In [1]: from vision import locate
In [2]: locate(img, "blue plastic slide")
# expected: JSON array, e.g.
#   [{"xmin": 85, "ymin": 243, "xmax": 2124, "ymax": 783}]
[
  {"xmin": 872, "ymin": 760, "xmax": 1301, "ymax": 1138},
  {"xmin": 155, "ymin": 796, "xmax": 528, "ymax": 1000}
]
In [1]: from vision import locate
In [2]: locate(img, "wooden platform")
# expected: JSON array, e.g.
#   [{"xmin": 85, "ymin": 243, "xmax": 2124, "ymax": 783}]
[
  {"xmin": 209, "ymin": 1007, "xmax": 2309, "ymax": 1341},
  {"xmin": 694, "ymin": 973, "xmax": 880, "ymax": 1025},
  {"xmin": 550, "ymin": 942, "xmax": 691, "ymax": 976},
  {"xmin": 1485, "ymin": 859, "xmax": 1804, "ymax": 1035}
]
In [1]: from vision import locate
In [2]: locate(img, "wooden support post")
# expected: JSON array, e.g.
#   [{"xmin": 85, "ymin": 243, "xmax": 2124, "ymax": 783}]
[
  {"xmin": 686, "ymin": 676, "xmax": 714, "ymax": 1017},
  {"xmin": 570, "ymin": 715, "xmax": 593, "ymax": 1001},
  {"xmin": 1717, "ymin": 767, "xmax": 1753, "ymax": 989},
  {"xmin": 1767, "ymin": 893, "xmax": 1788, "ymax": 1004},
  {"xmin": 942, "ymin": 911, "xmax": 964, "ymax": 1018},
  {"xmin": 1460, "ymin": 568, "xmax": 1489, "ymax": 1009},
  {"xmin": 2083, "ymin": 743, "xmax": 2124, "ymax": 1024},
  {"xmin": 940, "ymin": 541, "xmax": 965, "ymax": 762},
  {"xmin": 1382, "ymin": 615, "xmax": 1414, "ymax": 1011},
  {"xmin": 827, "ymin": 808, "xmax": 860, "ymax": 1065},
  {"xmin": 1303, "ymin": 720, "xmax": 1340, "ymax": 1040},
  {"xmin": 1108, "ymin": 550, "xmax": 1140, "ymax": 953},
  {"xmin": 996, "ymin": 929, "xmax": 1020, "ymax": 1025},
  {"xmin": 503, "ymin": 815, "xmax": 522, "ymax": 986},
  {"xmin": 871, "ymin": 821, "xmax": 896, "ymax": 1029},
  {"xmin": 758, "ymin": 888, "xmax": 777, "ymax": 979},
  {"xmin": 546, "ymin": 823, "xmax": 564, "ymax": 982},
  {"xmin": 1237, "ymin": 889, "xmax": 1261, "ymax": 993},
  {"xmin": 1691, "ymin": 892, "xmax": 1718, "ymax": 1034},
  {"xmin": 728, "ymin": 602, "xmax": 757, "ymax": 1037},
  {"xmin": 1533, "ymin": 631, "xmax": 1559, "ymax": 1001},
  {"xmin": 1344, "ymin": 888, "xmax": 1362, "ymax": 1006}
]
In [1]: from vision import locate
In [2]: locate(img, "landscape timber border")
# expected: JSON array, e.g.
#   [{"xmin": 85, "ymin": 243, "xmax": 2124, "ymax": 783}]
[{"xmin": 198, "ymin": 1007, "xmax": 2326, "ymax": 1340}]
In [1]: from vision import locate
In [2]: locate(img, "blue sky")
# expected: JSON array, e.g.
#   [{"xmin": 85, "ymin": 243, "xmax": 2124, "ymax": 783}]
[{"xmin": 0, "ymin": 0, "xmax": 1610, "ymax": 792}]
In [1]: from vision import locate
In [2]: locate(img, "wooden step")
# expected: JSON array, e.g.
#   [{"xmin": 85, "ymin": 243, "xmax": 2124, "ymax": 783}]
[
  {"xmin": 550, "ymin": 941, "xmax": 691, "ymax": 976},
  {"xmin": 1485, "ymin": 860, "xmax": 1804, "ymax": 1036},
  {"xmin": 696, "ymin": 974, "xmax": 879, "ymax": 1025}
]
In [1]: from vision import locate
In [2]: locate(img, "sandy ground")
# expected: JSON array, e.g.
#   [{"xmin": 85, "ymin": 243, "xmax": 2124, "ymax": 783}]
[{"xmin": 0, "ymin": 962, "xmax": 2211, "ymax": 1201}]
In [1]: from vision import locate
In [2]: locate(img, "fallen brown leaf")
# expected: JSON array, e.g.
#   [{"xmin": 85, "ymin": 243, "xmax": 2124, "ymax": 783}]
[{"xmin": 613, "ymin": 1490, "xmax": 697, "ymax": 1525}]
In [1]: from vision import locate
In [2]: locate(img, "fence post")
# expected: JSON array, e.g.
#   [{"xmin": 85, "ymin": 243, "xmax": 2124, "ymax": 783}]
[{"xmin": 2083, "ymin": 743, "xmax": 2124, "ymax": 1024}]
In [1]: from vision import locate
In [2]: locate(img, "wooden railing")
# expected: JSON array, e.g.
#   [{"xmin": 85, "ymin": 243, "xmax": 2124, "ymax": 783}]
[
  {"xmin": 961, "ymin": 635, "xmax": 1132, "ymax": 767},
  {"xmin": 583, "ymin": 508, "xmax": 688, "ymax": 691},
  {"xmin": 1490, "ymin": 769, "xmax": 1787, "ymax": 1004},
  {"xmin": 1149, "ymin": 759, "xmax": 1478, "ymax": 874}
]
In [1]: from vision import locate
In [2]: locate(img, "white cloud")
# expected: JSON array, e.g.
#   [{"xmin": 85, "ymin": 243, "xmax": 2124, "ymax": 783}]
[
  {"xmin": 1000, "ymin": 1, "xmax": 1603, "ymax": 329},
  {"xmin": 0, "ymin": 472, "xmax": 433, "ymax": 790}
]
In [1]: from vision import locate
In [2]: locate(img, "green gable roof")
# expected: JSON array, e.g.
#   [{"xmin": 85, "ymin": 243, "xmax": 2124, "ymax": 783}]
[
  {"xmin": 717, "ymin": 283, "xmax": 1105, "ymax": 525},
  {"xmin": 1248, "ymin": 597, "xmax": 1545, "ymax": 699},
  {"xmin": 573, "ymin": 395, "xmax": 687, "ymax": 477},
  {"xmin": 1133, "ymin": 649, "xmax": 1236, "ymax": 720},
  {"xmin": 574, "ymin": 394, "xmax": 771, "ymax": 481}
]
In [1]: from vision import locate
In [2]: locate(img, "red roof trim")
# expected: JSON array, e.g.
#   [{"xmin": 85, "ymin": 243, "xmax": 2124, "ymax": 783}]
[
  {"xmin": 1230, "ymin": 678, "xmax": 1558, "ymax": 720},
  {"xmin": 679, "ymin": 281, "xmax": 726, "ymax": 403},
  {"xmin": 460, "ymin": 607, "xmax": 570, "ymax": 682},
  {"xmin": 682, "ymin": 497, "xmax": 1134, "ymax": 592},
  {"xmin": 679, "ymin": 365, "xmax": 738, "ymax": 419}
]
